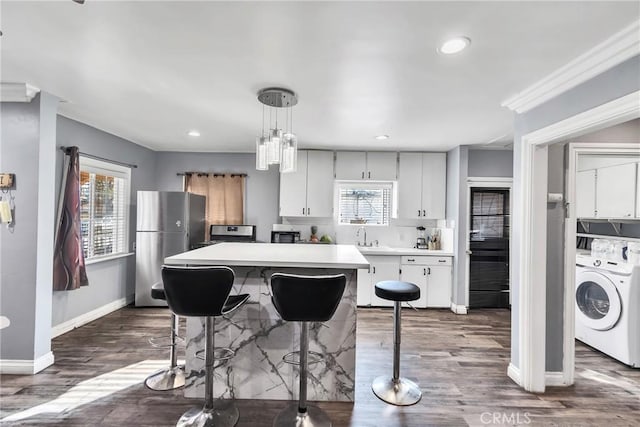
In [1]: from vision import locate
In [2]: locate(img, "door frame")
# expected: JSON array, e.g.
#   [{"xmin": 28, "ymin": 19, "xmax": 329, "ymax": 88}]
[
  {"xmin": 465, "ymin": 178, "xmax": 513, "ymax": 308},
  {"xmin": 563, "ymin": 141, "xmax": 640, "ymax": 386},
  {"xmin": 516, "ymin": 90, "xmax": 639, "ymax": 393}
]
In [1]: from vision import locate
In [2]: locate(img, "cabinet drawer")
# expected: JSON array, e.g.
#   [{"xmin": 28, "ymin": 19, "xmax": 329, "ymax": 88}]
[{"xmin": 401, "ymin": 256, "xmax": 452, "ymax": 266}]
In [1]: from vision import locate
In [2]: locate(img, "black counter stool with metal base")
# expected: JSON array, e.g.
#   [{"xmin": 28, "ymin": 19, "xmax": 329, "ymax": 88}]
[
  {"xmin": 145, "ymin": 282, "xmax": 186, "ymax": 391},
  {"xmin": 162, "ymin": 266, "xmax": 249, "ymax": 427},
  {"xmin": 371, "ymin": 280, "xmax": 422, "ymax": 406},
  {"xmin": 270, "ymin": 273, "xmax": 347, "ymax": 427}
]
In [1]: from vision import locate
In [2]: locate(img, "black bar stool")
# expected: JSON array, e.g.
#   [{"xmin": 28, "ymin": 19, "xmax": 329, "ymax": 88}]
[
  {"xmin": 269, "ymin": 273, "xmax": 346, "ymax": 427},
  {"xmin": 145, "ymin": 282, "xmax": 186, "ymax": 391},
  {"xmin": 162, "ymin": 266, "xmax": 249, "ymax": 427},
  {"xmin": 371, "ymin": 280, "xmax": 422, "ymax": 406}
]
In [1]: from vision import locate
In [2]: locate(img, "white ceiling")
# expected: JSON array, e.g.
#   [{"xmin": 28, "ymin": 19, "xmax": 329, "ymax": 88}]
[{"xmin": 2, "ymin": 1, "xmax": 638, "ymax": 152}]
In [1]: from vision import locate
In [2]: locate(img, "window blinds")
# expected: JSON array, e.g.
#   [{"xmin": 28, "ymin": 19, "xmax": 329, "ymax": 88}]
[{"xmin": 338, "ymin": 183, "xmax": 392, "ymax": 225}]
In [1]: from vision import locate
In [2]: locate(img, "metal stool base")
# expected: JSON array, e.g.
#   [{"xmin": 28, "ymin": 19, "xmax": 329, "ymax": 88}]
[
  {"xmin": 272, "ymin": 404, "xmax": 331, "ymax": 427},
  {"xmin": 144, "ymin": 365, "xmax": 185, "ymax": 391},
  {"xmin": 176, "ymin": 401, "xmax": 239, "ymax": 427},
  {"xmin": 371, "ymin": 376, "xmax": 422, "ymax": 406}
]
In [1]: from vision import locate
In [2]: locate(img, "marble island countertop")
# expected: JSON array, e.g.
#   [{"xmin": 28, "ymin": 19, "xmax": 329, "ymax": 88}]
[
  {"xmin": 164, "ymin": 242, "xmax": 369, "ymax": 269},
  {"xmin": 357, "ymin": 246, "xmax": 454, "ymax": 257}
]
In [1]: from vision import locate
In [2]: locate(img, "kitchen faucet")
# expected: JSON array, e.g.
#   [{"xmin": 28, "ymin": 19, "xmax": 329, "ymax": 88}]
[{"xmin": 356, "ymin": 226, "xmax": 369, "ymax": 247}]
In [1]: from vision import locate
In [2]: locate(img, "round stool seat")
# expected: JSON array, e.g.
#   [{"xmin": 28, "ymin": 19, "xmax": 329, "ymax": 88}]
[
  {"xmin": 375, "ymin": 281, "xmax": 420, "ymax": 302},
  {"xmin": 151, "ymin": 282, "xmax": 166, "ymax": 301}
]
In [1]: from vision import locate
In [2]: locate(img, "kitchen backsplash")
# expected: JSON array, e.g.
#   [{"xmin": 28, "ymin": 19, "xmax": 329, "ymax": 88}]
[{"xmin": 276, "ymin": 218, "xmax": 454, "ymax": 252}]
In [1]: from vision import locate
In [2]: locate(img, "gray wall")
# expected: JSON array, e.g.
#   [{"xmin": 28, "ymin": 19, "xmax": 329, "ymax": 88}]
[
  {"xmin": 52, "ymin": 116, "xmax": 157, "ymax": 327},
  {"xmin": 511, "ymin": 54, "xmax": 640, "ymax": 372},
  {"xmin": 446, "ymin": 146, "xmax": 468, "ymax": 306},
  {"xmin": 154, "ymin": 152, "xmax": 280, "ymax": 243},
  {"xmin": 468, "ymin": 149, "xmax": 514, "ymax": 178},
  {"xmin": 0, "ymin": 93, "xmax": 58, "ymax": 361}
]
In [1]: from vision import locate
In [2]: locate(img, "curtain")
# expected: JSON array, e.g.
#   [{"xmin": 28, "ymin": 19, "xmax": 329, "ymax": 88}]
[
  {"xmin": 53, "ymin": 146, "xmax": 89, "ymax": 291},
  {"xmin": 185, "ymin": 174, "xmax": 245, "ymax": 239}
]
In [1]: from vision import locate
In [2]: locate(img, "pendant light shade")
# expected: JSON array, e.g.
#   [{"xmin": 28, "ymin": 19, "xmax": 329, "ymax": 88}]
[{"xmin": 256, "ymin": 87, "xmax": 298, "ymax": 173}]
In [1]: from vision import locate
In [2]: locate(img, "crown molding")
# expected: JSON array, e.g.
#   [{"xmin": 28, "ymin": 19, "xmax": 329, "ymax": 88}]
[
  {"xmin": 502, "ymin": 19, "xmax": 640, "ymax": 114},
  {"xmin": 0, "ymin": 82, "xmax": 40, "ymax": 102}
]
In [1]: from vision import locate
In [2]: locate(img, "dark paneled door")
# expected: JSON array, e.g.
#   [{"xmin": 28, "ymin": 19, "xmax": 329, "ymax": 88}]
[{"xmin": 469, "ymin": 188, "xmax": 510, "ymax": 308}]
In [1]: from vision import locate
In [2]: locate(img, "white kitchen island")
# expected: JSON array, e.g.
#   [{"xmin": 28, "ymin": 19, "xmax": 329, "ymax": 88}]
[{"xmin": 164, "ymin": 242, "xmax": 369, "ymax": 402}]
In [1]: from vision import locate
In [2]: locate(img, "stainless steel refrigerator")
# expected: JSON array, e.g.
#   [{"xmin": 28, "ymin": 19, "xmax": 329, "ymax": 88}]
[{"xmin": 135, "ymin": 191, "xmax": 206, "ymax": 306}]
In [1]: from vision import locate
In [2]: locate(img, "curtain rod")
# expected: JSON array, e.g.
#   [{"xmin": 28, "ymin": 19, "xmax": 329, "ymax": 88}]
[
  {"xmin": 59, "ymin": 146, "xmax": 138, "ymax": 169},
  {"xmin": 177, "ymin": 172, "xmax": 247, "ymax": 177}
]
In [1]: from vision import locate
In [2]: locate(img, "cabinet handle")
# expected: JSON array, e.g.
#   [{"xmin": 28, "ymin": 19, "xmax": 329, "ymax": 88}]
[
  {"xmin": 407, "ymin": 258, "xmax": 415, "ymax": 262},
  {"xmin": 361, "ymin": 171, "xmax": 365, "ymax": 179},
  {"xmin": 307, "ymin": 208, "xmax": 311, "ymax": 215},
  {"xmin": 438, "ymin": 259, "xmax": 446, "ymax": 263},
  {"xmin": 368, "ymin": 171, "xmax": 371, "ymax": 179},
  {"xmin": 423, "ymin": 268, "xmax": 426, "ymax": 276},
  {"xmin": 428, "ymin": 267, "xmax": 431, "ymax": 275},
  {"xmin": 418, "ymin": 210, "xmax": 421, "ymax": 217},
  {"xmin": 302, "ymin": 208, "xmax": 305, "ymax": 215},
  {"xmin": 423, "ymin": 210, "xmax": 426, "ymax": 217},
  {"xmin": 373, "ymin": 266, "xmax": 376, "ymax": 274}
]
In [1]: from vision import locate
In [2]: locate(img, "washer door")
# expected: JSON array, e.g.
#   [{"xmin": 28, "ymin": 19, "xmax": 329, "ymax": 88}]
[{"xmin": 575, "ymin": 270, "xmax": 621, "ymax": 331}]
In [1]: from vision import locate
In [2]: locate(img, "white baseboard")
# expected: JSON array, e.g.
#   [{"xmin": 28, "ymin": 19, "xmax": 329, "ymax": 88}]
[
  {"xmin": 545, "ymin": 371, "xmax": 568, "ymax": 387},
  {"xmin": 507, "ymin": 362, "xmax": 522, "ymax": 386},
  {"xmin": 450, "ymin": 302, "xmax": 468, "ymax": 315},
  {"xmin": 51, "ymin": 295, "xmax": 132, "ymax": 338},
  {"xmin": 0, "ymin": 351, "xmax": 54, "ymax": 375}
]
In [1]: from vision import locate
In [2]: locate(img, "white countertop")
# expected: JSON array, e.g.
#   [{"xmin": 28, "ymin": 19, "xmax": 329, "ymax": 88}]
[
  {"xmin": 357, "ymin": 246, "xmax": 454, "ymax": 257},
  {"xmin": 165, "ymin": 242, "xmax": 370, "ymax": 269}
]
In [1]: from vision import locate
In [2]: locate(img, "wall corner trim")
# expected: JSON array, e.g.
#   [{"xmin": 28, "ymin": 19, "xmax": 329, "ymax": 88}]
[
  {"xmin": 450, "ymin": 302, "xmax": 468, "ymax": 315},
  {"xmin": 501, "ymin": 19, "xmax": 640, "ymax": 113},
  {"xmin": 0, "ymin": 351, "xmax": 54, "ymax": 375},
  {"xmin": 0, "ymin": 82, "xmax": 40, "ymax": 103},
  {"xmin": 545, "ymin": 371, "xmax": 568, "ymax": 387},
  {"xmin": 507, "ymin": 363, "xmax": 522, "ymax": 386},
  {"xmin": 51, "ymin": 296, "xmax": 132, "ymax": 338}
]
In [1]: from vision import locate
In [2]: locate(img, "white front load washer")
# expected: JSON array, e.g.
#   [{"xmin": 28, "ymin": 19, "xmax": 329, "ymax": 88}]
[{"xmin": 575, "ymin": 254, "xmax": 640, "ymax": 367}]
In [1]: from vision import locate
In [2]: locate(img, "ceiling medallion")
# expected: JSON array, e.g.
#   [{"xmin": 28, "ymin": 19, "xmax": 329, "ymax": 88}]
[{"xmin": 256, "ymin": 87, "xmax": 298, "ymax": 173}]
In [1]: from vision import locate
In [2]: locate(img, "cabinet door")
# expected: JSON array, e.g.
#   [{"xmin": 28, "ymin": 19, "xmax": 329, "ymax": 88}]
[
  {"xmin": 576, "ymin": 170, "xmax": 596, "ymax": 218},
  {"xmin": 306, "ymin": 151, "xmax": 335, "ymax": 217},
  {"xmin": 427, "ymin": 265, "xmax": 452, "ymax": 308},
  {"xmin": 335, "ymin": 152, "xmax": 367, "ymax": 180},
  {"xmin": 596, "ymin": 163, "xmax": 637, "ymax": 218},
  {"xmin": 367, "ymin": 152, "xmax": 397, "ymax": 180},
  {"xmin": 397, "ymin": 153, "xmax": 423, "ymax": 219},
  {"xmin": 421, "ymin": 153, "xmax": 446, "ymax": 219},
  {"xmin": 357, "ymin": 268, "xmax": 372, "ymax": 306},
  {"xmin": 279, "ymin": 151, "xmax": 308, "ymax": 217},
  {"xmin": 370, "ymin": 257, "xmax": 399, "ymax": 307},
  {"xmin": 637, "ymin": 163, "xmax": 640, "ymax": 218},
  {"xmin": 400, "ymin": 264, "xmax": 428, "ymax": 308}
]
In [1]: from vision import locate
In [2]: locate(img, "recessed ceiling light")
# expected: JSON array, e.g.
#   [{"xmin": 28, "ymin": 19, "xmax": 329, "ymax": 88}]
[
  {"xmin": 438, "ymin": 36, "xmax": 471, "ymax": 55},
  {"xmin": 187, "ymin": 130, "xmax": 201, "ymax": 137},
  {"xmin": 375, "ymin": 135, "xmax": 389, "ymax": 140}
]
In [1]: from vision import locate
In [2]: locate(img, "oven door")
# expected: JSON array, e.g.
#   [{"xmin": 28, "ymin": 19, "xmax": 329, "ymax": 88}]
[{"xmin": 575, "ymin": 270, "xmax": 621, "ymax": 331}]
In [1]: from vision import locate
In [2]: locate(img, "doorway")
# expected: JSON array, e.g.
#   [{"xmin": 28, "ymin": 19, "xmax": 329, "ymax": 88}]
[{"xmin": 468, "ymin": 187, "xmax": 511, "ymax": 308}]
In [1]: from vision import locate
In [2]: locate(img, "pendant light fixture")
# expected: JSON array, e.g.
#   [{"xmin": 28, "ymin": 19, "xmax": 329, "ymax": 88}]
[{"xmin": 256, "ymin": 87, "xmax": 298, "ymax": 173}]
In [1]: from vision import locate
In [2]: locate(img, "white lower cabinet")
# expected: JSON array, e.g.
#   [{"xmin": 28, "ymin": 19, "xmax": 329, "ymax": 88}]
[
  {"xmin": 401, "ymin": 256, "xmax": 452, "ymax": 308},
  {"xmin": 357, "ymin": 254, "xmax": 452, "ymax": 308},
  {"xmin": 357, "ymin": 256, "xmax": 399, "ymax": 307}
]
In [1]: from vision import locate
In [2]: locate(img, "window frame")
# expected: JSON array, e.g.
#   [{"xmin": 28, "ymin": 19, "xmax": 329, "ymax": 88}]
[
  {"xmin": 334, "ymin": 180, "xmax": 395, "ymax": 227},
  {"xmin": 79, "ymin": 156, "xmax": 131, "ymax": 263}
]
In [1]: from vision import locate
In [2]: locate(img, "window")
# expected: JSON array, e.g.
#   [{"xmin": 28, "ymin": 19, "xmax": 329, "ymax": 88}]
[
  {"xmin": 79, "ymin": 157, "xmax": 131, "ymax": 260},
  {"xmin": 337, "ymin": 182, "xmax": 393, "ymax": 225}
]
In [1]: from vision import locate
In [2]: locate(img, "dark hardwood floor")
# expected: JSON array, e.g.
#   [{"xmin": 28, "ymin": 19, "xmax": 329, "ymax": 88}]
[{"xmin": 1, "ymin": 307, "xmax": 639, "ymax": 426}]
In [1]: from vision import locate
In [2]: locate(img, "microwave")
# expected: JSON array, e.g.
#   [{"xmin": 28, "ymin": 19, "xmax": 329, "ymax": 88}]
[{"xmin": 271, "ymin": 231, "xmax": 301, "ymax": 244}]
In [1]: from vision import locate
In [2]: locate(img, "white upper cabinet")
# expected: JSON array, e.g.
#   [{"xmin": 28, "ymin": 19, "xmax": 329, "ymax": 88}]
[
  {"xmin": 279, "ymin": 150, "xmax": 334, "ymax": 218},
  {"xmin": 335, "ymin": 152, "xmax": 367, "ymax": 180},
  {"xmin": 335, "ymin": 151, "xmax": 397, "ymax": 180},
  {"xmin": 366, "ymin": 152, "xmax": 397, "ymax": 180},
  {"xmin": 305, "ymin": 151, "xmax": 335, "ymax": 218},
  {"xmin": 576, "ymin": 170, "xmax": 596, "ymax": 218},
  {"xmin": 595, "ymin": 162, "xmax": 637, "ymax": 218},
  {"xmin": 398, "ymin": 153, "xmax": 446, "ymax": 219}
]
